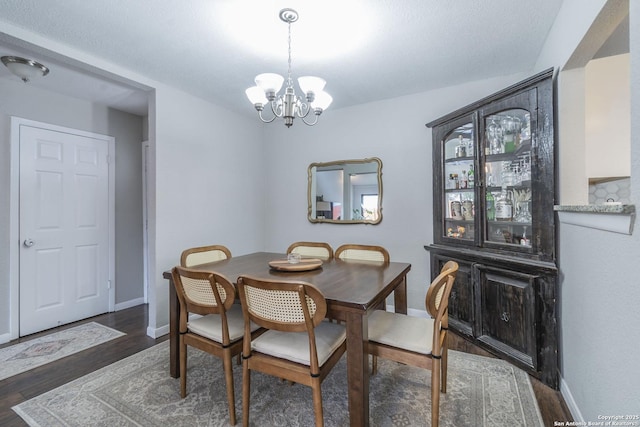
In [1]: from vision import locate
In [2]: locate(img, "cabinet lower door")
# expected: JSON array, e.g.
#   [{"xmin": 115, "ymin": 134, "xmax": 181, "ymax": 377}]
[{"xmin": 476, "ymin": 265, "xmax": 537, "ymax": 370}]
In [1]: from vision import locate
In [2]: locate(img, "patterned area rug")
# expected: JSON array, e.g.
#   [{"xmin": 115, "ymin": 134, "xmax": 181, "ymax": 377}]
[
  {"xmin": 13, "ymin": 340, "xmax": 543, "ymax": 426},
  {"xmin": 0, "ymin": 322, "xmax": 125, "ymax": 382}
]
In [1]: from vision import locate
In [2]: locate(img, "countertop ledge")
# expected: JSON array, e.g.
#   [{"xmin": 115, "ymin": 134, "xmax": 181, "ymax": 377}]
[
  {"xmin": 554, "ymin": 204, "xmax": 635, "ymax": 234},
  {"xmin": 554, "ymin": 204, "xmax": 635, "ymax": 214}
]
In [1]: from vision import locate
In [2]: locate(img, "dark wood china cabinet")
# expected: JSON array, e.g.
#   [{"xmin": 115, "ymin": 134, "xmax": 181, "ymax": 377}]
[{"xmin": 426, "ymin": 69, "xmax": 558, "ymax": 388}]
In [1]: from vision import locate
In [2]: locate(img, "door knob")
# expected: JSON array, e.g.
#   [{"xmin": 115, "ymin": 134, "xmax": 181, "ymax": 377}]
[{"xmin": 23, "ymin": 238, "xmax": 35, "ymax": 247}]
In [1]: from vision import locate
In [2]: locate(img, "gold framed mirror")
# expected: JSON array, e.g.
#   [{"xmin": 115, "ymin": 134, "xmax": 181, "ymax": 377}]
[{"xmin": 307, "ymin": 157, "xmax": 383, "ymax": 224}]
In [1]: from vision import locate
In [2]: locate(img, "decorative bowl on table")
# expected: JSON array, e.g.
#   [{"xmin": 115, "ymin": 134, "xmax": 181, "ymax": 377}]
[{"xmin": 268, "ymin": 258, "xmax": 323, "ymax": 272}]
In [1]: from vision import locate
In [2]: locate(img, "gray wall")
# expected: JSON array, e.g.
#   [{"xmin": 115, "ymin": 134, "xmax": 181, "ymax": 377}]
[
  {"xmin": 0, "ymin": 79, "xmax": 144, "ymax": 338},
  {"xmin": 535, "ymin": 0, "xmax": 640, "ymax": 420},
  {"xmin": 110, "ymin": 109, "xmax": 144, "ymax": 304},
  {"xmin": 150, "ymin": 84, "xmax": 265, "ymax": 333}
]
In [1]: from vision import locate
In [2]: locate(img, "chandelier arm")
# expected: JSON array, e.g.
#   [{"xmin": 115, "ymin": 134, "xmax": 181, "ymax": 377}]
[
  {"xmin": 295, "ymin": 100, "xmax": 312, "ymax": 118},
  {"xmin": 257, "ymin": 109, "xmax": 278, "ymax": 124},
  {"xmin": 301, "ymin": 113, "xmax": 320, "ymax": 126},
  {"xmin": 269, "ymin": 99, "xmax": 285, "ymax": 118}
]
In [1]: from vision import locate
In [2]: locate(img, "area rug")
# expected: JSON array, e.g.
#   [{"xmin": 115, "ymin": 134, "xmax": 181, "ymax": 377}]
[
  {"xmin": 0, "ymin": 322, "xmax": 125, "ymax": 382},
  {"xmin": 13, "ymin": 340, "xmax": 543, "ymax": 427}
]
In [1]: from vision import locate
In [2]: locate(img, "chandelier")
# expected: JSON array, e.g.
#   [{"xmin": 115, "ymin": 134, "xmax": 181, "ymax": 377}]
[{"xmin": 245, "ymin": 8, "xmax": 332, "ymax": 128}]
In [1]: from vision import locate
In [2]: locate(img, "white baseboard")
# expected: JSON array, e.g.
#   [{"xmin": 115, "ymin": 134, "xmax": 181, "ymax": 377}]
[
  {"xmin": 114, "ymin": 297, "xmax": 146, "ymax": 312},
  {"xmin": 0, "ymin": 332, "xmax": 10, "ymax": 345},
  {"xmin": 560, "ymin": 376, "xmax": 584, "ymax": 422},
  {"xmin": 144, "ymin": 314, "xmax": 203, "ymax": 339},
  {"xmin": 147, "ymin": 324, "xmax": 169, "ymax": 339}
]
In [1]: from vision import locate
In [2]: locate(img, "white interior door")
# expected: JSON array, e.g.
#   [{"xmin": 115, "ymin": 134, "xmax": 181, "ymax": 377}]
[{"xmin": 19, "ymin": 124, "xmax": 112, "ymax": 336}]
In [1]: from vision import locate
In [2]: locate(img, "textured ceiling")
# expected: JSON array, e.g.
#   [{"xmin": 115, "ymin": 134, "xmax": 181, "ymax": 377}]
[{"xmin": 0, "ymin": 0, "xmax": 564, "ymax": 117}]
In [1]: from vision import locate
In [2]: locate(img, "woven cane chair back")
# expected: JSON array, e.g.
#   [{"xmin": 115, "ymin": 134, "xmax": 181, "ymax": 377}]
[
  {"xmin": 180, "ymin": 244, "xmax": 231, "ymax": 267},
  {"xmin": 286, "ymin": 241, "xmax": 334, "ymax": 260},
  {"xmin": 238, "ymin": 275, "xmax": 326, "ymax": 332},
  {"xmin": 334, "ymin": 244, "xmax": 389, "ymax": 263},
  {"xmin": 172, "ymin": 266, "xmax": 235, "ymax": 316}
]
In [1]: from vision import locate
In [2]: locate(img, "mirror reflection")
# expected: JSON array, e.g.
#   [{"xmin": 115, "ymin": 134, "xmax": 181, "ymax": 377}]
[{"xmin": 308, "ymin": 157, "xmax": 383, "ymax": 224}]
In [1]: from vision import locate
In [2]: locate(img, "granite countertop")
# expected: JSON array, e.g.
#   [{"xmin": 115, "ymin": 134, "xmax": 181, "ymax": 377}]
[
  {"xmin": 554, "ymin": 204, "xmax": 636, "ymax": 234},
  {"xmin": 554, "ymin": 204, "xmax": 635, "ymax": 215}
]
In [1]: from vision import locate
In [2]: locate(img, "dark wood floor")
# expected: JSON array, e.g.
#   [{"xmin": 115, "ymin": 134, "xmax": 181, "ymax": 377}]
[{"xmin": 0, "ymin": 304, "xmax": 571, "ymax": 426}]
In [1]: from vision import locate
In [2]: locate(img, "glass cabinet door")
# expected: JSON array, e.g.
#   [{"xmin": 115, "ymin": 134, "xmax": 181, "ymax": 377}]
[
  {"xmin": 442, "ymin": 122, "xmax": 476, "ymax": 243},
  {"xmin": 483, "ymin": 107, "xmax": 533, "ymax": 250}
]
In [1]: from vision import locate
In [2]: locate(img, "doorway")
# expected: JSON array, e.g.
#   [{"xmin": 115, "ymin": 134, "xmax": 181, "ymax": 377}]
[{"xmin": 10, "ymin": 117, "xmax": 115, "ymax": 337}]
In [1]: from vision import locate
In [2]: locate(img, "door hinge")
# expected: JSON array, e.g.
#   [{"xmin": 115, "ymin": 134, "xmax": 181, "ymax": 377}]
[{"xmin": 107, "ymin": 280, "xmax": 112, "ymax": 289}]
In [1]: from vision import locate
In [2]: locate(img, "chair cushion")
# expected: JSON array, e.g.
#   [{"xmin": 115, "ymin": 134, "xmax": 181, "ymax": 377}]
[
  {"xmin": 188, "ymin": 304, "xmax": 259, "ymax": 343},
  {"xmin": 252, "ymin": 321, "xmax": 346, "ymax": 366},
  {"xmin": 367, "ymin": 310, "xmax": 434, "ymax": 355}
]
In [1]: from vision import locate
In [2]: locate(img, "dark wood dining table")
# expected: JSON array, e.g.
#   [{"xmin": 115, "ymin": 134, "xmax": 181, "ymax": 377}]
[{"xmin": 163, "ymin": 251, "xmax": 411, "ymax": 426}]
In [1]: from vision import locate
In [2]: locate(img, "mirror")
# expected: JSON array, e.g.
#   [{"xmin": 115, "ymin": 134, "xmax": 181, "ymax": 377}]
[{"xmin": 308, "ymin": 157, "xmax": 383, "ymax": 224}]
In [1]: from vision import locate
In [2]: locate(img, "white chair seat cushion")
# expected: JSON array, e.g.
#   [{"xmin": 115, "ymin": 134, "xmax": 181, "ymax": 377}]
[
  {"xmin": 368, "ymin": 310, "xmax": 434, "ymax": 355},
  {"xmin": 252, "ymin": 321, "xmax": 346, "ymax": 366},
  {"xmin": 188, "ymin": 304, "xmax": 259, "ymax": 343}
]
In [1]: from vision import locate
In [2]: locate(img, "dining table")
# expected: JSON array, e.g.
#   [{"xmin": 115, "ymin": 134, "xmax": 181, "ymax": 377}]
[{"xmin": 163, "ymin": 251, "xmax": 411, "ymax": 427}]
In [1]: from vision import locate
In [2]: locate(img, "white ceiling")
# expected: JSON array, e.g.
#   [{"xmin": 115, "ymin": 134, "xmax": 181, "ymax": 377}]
[{"xmin": 0, "ymin": 0, "xmax": 565, "ymax": 118}]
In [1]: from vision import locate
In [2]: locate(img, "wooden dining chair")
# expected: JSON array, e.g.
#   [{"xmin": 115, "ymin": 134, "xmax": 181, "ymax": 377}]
[
  {"xmin": 171, "ymin": 266, "xmax": 261, "ymax": 426},
  {"xmin": 334, "ymin": 243, "xmax": 389, "ymax": 263},
  {"xmin": 237, "ymin": 275, "xmax": 347, "ymax": 427},
  {"xmin": 334, "ymin": 244, "xmax": 390, "ymax": 313},
  {"xmin": 286, "ymin": 241, "xmax": 334, "ymax": 260},
  {"xmin": 366, "ymin": 260, "xmax": 458, "ymax": 427},
  {"xmin": 180, "ymin": 244, "xmax": 232, "ymax": 267}
]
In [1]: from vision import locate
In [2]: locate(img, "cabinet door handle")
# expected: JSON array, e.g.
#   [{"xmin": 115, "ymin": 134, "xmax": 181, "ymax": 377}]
[{"xmin": 500, "ymin": 312, "xmax": 510, "ymax": 323}]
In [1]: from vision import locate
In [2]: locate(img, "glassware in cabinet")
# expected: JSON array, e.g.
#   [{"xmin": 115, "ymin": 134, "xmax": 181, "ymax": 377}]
[
  {"xmin": 482, "ymin": 108, "xmax": 533, "ymax": 250},
  {"xmin": 441, "ymin": 121, "xmax": 476, "ymax": 243}
]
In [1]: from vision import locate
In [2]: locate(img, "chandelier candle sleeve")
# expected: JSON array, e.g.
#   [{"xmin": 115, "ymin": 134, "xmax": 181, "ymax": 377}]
[{"xmin": 245, "ymin": 8, "xmax": 332, "ymax": 127}]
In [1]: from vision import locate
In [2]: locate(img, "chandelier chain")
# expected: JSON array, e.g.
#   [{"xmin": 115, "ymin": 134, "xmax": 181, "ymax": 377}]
[{"xmin": 287, "ymin": 20, "xmax": 293, "ymax": 88}]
